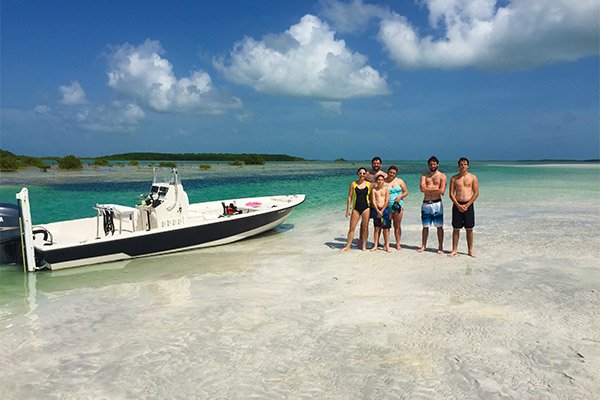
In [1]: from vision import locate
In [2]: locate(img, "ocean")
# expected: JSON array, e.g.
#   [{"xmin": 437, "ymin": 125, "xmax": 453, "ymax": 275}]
[{"xmin": 1, "ymin": 161, "xmax": 599, "ymax": 399}]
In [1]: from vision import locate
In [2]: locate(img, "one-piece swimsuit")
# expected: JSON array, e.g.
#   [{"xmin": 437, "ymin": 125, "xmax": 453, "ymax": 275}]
[
  {"xmin": 387, "ymin": 185, "xmax": 403, "ymax": 212},
  {"xmin": 352, "ymin": 182, "xmax": 370, "ymax": 214}
]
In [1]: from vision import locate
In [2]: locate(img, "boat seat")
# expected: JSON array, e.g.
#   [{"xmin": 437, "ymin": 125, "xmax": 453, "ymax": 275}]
[{"xmin": 95, "ymin": 204, "xmax": 138, "ymax": 235}]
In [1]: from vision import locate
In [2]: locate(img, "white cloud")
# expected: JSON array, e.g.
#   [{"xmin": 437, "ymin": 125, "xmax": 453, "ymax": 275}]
[
  {"xmin": 215, "ymin": 14, "xmax": 389, "ymax": 100},
  {"xmin": 107, "ymin": 39, "xmax": 242, "ymax": 114},
  {"xmin": 377, "ymin": 0, "xmax": 600, "ymax": 71},
  {"xmin": 318, "ymin": 0, "xmax": 390, "ymax": 34},
  {"xmin": 59, "ymin": 81, "xmax": 88, "ymax": 105},
  {"xmin": 78, "ymin": 102, "xmax": 145, "ymax": 133},
  {"xmin": 4, "ymin": 100, "xmax": 145, "ymax": 136}
]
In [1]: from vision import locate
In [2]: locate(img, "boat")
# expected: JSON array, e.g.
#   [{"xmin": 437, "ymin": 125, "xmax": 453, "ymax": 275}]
[{"xmin": 0, "ymin": 168, "xmax": 305, "ymax": 271}]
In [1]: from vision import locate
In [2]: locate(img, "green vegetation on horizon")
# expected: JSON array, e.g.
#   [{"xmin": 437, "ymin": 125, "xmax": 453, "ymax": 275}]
[
  {"xmin": 0, "ymin": 150, "xmax": 50, "ymax": 172},
  {"xmin": 101, "ymin": 152, "xmax": 304, "ymax": 162},
  {"xmin": 0, "ymin": 149, "xmax": 304, "ymax": 172}
]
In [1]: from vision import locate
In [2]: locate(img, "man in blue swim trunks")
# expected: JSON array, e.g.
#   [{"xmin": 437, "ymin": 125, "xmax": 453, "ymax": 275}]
[{"xmin": 417, "ymin": 156, "xmax": 447, "ymax": 254}]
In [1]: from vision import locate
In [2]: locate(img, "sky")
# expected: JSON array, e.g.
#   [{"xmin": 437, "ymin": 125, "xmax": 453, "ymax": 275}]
[{"xmin": 1, "ymin": 0, "xmax": 598, "ymax": 161}]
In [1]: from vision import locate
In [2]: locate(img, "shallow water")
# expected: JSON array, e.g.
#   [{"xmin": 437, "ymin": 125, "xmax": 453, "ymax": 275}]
[{"xmin": 1, "ymin": 161, "xmax": 599, "ymax": 399}]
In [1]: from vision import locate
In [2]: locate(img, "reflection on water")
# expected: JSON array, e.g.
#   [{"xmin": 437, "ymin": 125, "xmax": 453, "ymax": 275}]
[{"xmin": 1, "ymin": 242, "xmax": 251, "ymax": 299}]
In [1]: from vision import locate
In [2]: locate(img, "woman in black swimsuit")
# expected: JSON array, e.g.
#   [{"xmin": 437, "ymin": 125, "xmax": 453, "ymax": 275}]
[{"xmin": 342, "ymin": 167, "xmax": 372, "ymax": 251}]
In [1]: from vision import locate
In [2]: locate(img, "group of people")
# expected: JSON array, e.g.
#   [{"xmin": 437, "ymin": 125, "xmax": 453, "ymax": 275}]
[{"xmin": 342, "ymin": 156, "xmax": 479, "ymax": 257}]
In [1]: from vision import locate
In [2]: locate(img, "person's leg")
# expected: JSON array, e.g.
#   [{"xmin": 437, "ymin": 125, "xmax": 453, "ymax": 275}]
[
  {"xmin": 391, "ymin": 212, "xmax": 400, "ymax": 248},
  {"xmin": 436, "ymin": 227, "xmax": 444, "ymax": 254},
  {"xmin": 342, "ymin": 210, "xmax": 360, "ymax": 251},
  {"xmin": 466, "ymin": 228, "xmax": 475, "ymax": 257},
  {"xmin": 359, "ymin": 209, "xmax": 370, "ymax": 251},
  {"xmin": 449, "ymin": 228, "xmax": 459, "ymax": 256},
  {"xmin": 398, "ymin": 209, "xmax": 404, "ymax": 248},
  {"xmin": 418, "ymin": 204, "xmax": 431, "ymax": 252},
  {"xmin": 371, "ymin": 226, "xmax": 381, "ymax": 251},
  {"xmin": 418, "ymin": 227, "xmax": 428, "ymax": 252},
  {"xmin": 395, "ymin": 210, "xmax": 404, "ymax": 250},
  {"xmin": 383, "ymin": 228, "xmax": 390, "ymax": 252}
]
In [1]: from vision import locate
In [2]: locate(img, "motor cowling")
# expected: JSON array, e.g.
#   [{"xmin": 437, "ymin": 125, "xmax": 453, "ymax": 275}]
[{"xmin": 0, "ymin": 203, "xmax": 23, "ymax": 264}]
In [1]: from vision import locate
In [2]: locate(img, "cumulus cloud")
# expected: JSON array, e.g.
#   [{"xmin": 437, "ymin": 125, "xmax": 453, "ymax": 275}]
[
  {"xmin": 215, "ymin": 14, "xmax": 389, "ymax": 100},
  {"xmin": 107, "ymin": 39, "xmax": 242, "ymax": 114},
  {"xmin": 378, "ymin": 0, "xmax": 600, "ymax": 71},
  {"xmin": 59, "ymin": 81, "xmax": 88, "ymax": 105},
  {"xmin": 322, "ymin": 0, "xmax": 599, "ymax": 71}
]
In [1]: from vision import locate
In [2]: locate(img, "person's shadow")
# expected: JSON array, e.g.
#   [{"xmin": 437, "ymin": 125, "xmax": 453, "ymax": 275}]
[
  {"xmin": 325, "ymin": 240, "xmax": 457, "ymax": 254},
  {"xmin": 325, "ymin": 236, "xmax": 348, "ymax": 249}
]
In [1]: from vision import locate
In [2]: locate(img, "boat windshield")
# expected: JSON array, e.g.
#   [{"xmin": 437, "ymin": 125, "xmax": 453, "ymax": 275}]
[{"xmin": 153, "ymin": 167, "xmax": 180, "ymax": 185}]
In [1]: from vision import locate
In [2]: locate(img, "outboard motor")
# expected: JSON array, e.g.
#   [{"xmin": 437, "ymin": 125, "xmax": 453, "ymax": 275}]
[{"xmin": 0, "ymin": 203, "xmax": 23, "ymax": 264}]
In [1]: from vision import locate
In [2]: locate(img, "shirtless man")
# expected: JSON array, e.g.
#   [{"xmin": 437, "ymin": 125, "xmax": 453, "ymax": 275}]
[
  {"xmin": 365, "ymin": 156, "xmax": 387, "ymax": 183},
  {"xmin": 449, "ymin": 157, "xmax": 479, "ymax": 257},
  {"xmin": 370, "ymin": 174, "xmax": 391, "ymax": 252},
  {"xmin": 418, "ymin": 156, "xmax": 447, "ymax": 254}
]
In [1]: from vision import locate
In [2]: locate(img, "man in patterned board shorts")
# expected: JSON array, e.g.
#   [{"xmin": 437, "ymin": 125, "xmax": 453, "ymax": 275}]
[{"xmin": 417, "ymin": 156, "xmax": 447, "ymax": 254}]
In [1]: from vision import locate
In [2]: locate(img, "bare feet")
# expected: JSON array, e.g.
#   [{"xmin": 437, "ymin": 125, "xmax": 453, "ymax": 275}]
[
  {"xmin": 370, "ymin": 246, "xmax": 379, "ymax": 252},
  {"xmin": 361, "ymin": 246, "xmax": 368, "ymax": 251},
  {"xmin": 468, "ymin": 251, "xmax": 476, "ymax": 258},
  {"xmin": 417, "ymin": 246, "xmax": 425, "ymax": 253},
  {"xmin": 384, "ymin": 246, "xmax": 391, "ymax": 253},
  {"xmin": 437, "ymin": 249, "xmax": 444, "ymax": 255},
  {"xmin": 395, "ymin": 244, "xmax": 402, "ymax": 250},
  {"xmin": 448, "ymin": 250, "xmax": 457, "ymax": 257},
  {"xmin": 341, "ymin": 247, "xmax": 350, "ymax": 252}
]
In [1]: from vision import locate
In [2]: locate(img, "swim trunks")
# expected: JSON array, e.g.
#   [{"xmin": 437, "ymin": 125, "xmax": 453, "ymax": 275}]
[
  {"xmin": 372, "ymin": 208, "xmax": 391, "ymax": 229},
  {"xmin": 387, "ymin": 185, "xmax": 404, "ymax": 213},
  {"xmin": 452, "ymin": 201, "xmax": 475, "ymax": 229},
  {"xmin": 352, "ymin": 182, "xmax": 371, "ymax": 214},
  {"xmin": 421, "ymin": 199, "xmax": 443, "ymax": 227}
]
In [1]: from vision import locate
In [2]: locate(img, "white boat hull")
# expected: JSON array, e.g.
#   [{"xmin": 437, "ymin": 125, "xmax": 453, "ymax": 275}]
[{"xmin": 29, "ymin": 194, "xmax": 304, "ymax": 270}]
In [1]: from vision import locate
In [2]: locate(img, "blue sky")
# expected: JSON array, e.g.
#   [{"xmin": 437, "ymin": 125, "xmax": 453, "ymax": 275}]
[{"xmin": 1, "ymin": 0, "xmax": 598, "ymax": 160}]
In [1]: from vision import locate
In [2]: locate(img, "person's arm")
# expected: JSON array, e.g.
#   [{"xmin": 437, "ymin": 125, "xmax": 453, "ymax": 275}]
[
  {"xmin": 449, "ymin": 176, "xmax": 458, "ymax": 206},
  {"xmin": 419, "ymin": 174, "xmax": 427, "ymax": 193},
  {"xmin": 345, "ymin": 183, "xmax": 353, "ymax": 217},
  {"xmin": 370, "ymin": 187, "xmax": 377, "ymax": 213},
  {"xmin": 439, "ymin": 173, "xmax": 447, "ymax": 196},
  {"xmin": 397, "ymin": 179, "xmax": 409, "ymax": 202},
  {"xmin": 383, "ymin": 189, "xmax": 390, "ymax": 210},
  {"xmin": 466, "ymin": 175, "xmax": 479, "ymax": 208}
]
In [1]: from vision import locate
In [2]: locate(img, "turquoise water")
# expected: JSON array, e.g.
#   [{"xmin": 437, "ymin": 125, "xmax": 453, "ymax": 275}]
[{"xmin": 1, "ymin": 161, "xmax": 598, "ymax": 223}]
